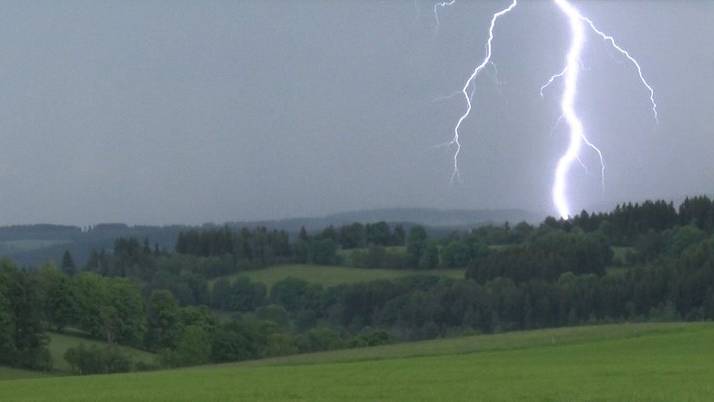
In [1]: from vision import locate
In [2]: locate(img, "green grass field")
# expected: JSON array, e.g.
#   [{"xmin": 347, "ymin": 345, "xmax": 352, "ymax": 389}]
[
  {"xmin": 1, "ymin": 322, "xmax": 713, "ymax": 401},
  {"xmin": 0, "ymin": 367, "xmax": 49, "ymax": 381},
  {"xmin": 213, "ymin": 264, "xmax": 465, "ymax": 289}
]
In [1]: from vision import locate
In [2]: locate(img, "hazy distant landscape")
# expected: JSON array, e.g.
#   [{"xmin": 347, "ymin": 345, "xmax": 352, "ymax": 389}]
[{"xmin": 0, "ymin": 207, "xmax": 539, "ymax": 266}]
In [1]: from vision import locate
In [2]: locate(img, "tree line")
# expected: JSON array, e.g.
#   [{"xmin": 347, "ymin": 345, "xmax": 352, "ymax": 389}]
[
  {"xmin": 0, "ymin": 260, "xmax": 392, "ymax": 373},
  {"xmin": 3, "ymin": 195, "xmax": 714, "ymax": 374}
]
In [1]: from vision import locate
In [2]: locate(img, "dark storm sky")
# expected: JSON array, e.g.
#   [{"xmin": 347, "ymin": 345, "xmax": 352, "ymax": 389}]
[{"xmin": 0, "ymin": 0, "xmax": 711, "ymax": 224}]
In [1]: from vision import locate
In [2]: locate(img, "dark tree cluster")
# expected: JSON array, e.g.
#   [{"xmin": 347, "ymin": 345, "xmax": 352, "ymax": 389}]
[
  {"xmin": 466, "ymin": 230, "xmax": 612, "ymax": 283},
  {"xmin": 545, "ymin": 197, "xmax": 714, "ymax": 245},
  {"xmin": 258, "ymin": 234, "xmax": 714, "ymax": 338},
  {"xmin": 174, "ymin": 222, "xmax": 407, "ymax": 269},
  {"xmin": 0, "ymin": 259, "xmax": 394, "ymax": 373},
  {"xmin": 0, "ymin": 262, "xmax": 51, "ymax": 371},
  {"xmin": 325, "ymin": 222, "xmax": 405, "ymax": 249},
  {"xmin": 176, "ymin": 227, "xmax": 291, "ymax": 265}
]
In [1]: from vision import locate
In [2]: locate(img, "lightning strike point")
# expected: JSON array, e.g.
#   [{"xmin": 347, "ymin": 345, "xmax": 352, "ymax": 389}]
[{"xmin": 549, "ymin": 0, "xmax": 656, "ymax": 218}]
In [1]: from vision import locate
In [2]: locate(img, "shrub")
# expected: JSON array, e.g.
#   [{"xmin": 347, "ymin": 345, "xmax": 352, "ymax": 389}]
[{"xmin": 64, "ymin": 344, "xmax": 132, "ymax": 375}]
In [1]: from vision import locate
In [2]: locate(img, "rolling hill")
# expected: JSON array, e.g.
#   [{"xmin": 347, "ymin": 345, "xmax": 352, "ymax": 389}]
[{"xmin": 1, "ymin": 322, "xmax": 711, "ymax": 401}]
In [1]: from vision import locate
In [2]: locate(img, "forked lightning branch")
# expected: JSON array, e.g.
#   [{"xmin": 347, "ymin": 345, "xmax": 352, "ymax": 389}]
[{"xmin": 435, "ymin": 0, "xmax": 657, "ymax": 219}]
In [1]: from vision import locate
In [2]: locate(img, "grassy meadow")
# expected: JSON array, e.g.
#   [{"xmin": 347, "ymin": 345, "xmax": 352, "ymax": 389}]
[
  {"xmin": 1, "ymin": 322, "xmax": 713, "ymax": 401},
  {"xmin": 0, "ymin": 367, "xmax": 49, "ymax": 381},
  {"xmin": 212, "ymin": 264, "xmax": 465, "ymax": 289}
]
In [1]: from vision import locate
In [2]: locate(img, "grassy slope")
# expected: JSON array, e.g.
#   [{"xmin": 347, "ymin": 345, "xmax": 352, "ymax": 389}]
[
  {"xmin": 0, "ymin": 367, "xmax": 48, "ymax": 381},
  {"xmin": 232, "ymin": 322, "xmax": 699, "ymax": 367},
  {"xmin": 214, "ymin": 264, "xmax": 464, "ymax": 289},
  {"xmin": 2, "ymin": 322, "xmax": 713, "ymax": 401}
]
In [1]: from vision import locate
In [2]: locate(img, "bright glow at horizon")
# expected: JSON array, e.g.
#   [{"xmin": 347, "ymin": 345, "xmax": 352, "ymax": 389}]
[{"xmin": 437, "ymin": 0, "xmax": 657, "ymax": 219}]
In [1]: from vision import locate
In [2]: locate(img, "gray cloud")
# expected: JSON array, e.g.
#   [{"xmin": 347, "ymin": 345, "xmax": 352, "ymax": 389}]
[{"xmin": 0, "ymin": 0, "xmax": 710, "ymax": 224}]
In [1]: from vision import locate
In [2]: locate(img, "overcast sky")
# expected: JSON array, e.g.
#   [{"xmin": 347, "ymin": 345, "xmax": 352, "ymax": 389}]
[{"xmin": 0, "ymin": 0, "xmax": 711, "ymax": 225}]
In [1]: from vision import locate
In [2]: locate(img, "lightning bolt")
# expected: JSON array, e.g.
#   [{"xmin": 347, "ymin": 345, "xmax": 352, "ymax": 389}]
[
  {"xmin": 433, "ymin": 0, "xmax": 456, "ymax": 31},
  {"xmin": 551, "ymin": 0, "xmax": 587, "ymax": 220},
  {"xmin": 435, "ymin": 0, "xmax": 657, "ymax": 219},
  {"xmin": 581, "ymin": 16, "xmax": 658, "ymax": 123},
  {"xmin": 550, "ymin": 0, "xmax": 657, "ymax": 218},
  {"xmin": 439, "ymin": 0, "xmax": 518, "ymax": 183}
]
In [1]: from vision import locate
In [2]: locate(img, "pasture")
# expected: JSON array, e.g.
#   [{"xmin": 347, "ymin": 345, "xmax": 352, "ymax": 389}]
[{"xmin": 1, "ymin": 322, "xmax": 712, "ymax": 401}]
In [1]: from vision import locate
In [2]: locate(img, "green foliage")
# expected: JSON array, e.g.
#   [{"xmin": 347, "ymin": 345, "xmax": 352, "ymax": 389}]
[
  {"xmin": 225, "ymin": 277, "xmax": 267, "ymax": 312},
  {"xmin": 297, "ymin": 327, "xmax": 344, "ymax": 353},
  {"xmin": 0, "ymin": 261, "xmax": 52, "ymax": 371},
  {"xmin": 64, "ymin": 344, "xmax": 132, "ymax": 375},
  {"xmin": 466, "ymin": 230, "xmax": 612, "ymax": 283},
  {"xmin": 47, "ymin": 332, "xmax": 156, "ymax": 372},
  {"xmin": 73, "ymin": 273, "xmax": 145, "ymax": 346},
  {"xmin": 307, "ymin": 238, "xmax": 339, "ymax": 265},
  {"xmin": 349, "ymin": 329, "xmax": 391, "ymax": 347},
  {"xmin": 348, "ymin": 245, "xmax": 408, "ymax": 269},
  {"xmin": 178, "ymin": 306, "xmax": 218, "ymax": 335},
  {"xmin": 146, "ymin": 290, "xmax": 181, "ymax": 351},
  {"xmin": 406, "ymin": 226, "xmax": 427, "ymax": 267},
  {"xmin": 255, "ymin": 304, "xmax": 290, "ymax": 327},
  {"xmin": 0, "ymin": 274, "xmax": 17, "ymax": 364},
  {"xmin": 264, "ymin": 333, "xmax": 298, "ymax": 357},
  {"xmin": 38, "ymin": 265, "xmax": 78, "ymax": 331},
  {"xmin": 632, "ymin": 230, "xmax": 666, "ymax": 262},
  {"xmin": 338, "ymin": 223, "xmax": 366, "ymax": 248},
  {"xmin": 417, "ymin": 241, "xmax": 439, "ymax": 269},
  {"xmin": 11, "ymin": 195, "xmax": 714, "ymax": 377},
  {"xmin": 440, "ymin": 240, "xmax": 472, "ymax": 267},
  {"xmin": 60, "ymin": 250, "xmax": 76, "ymax": 276},
  {"xmin": 176, "ymin": 226, "xmax": 291, "ymax": 267},
  {"xmin": 212, "ymin": 264, "xmax": 463, "ymax": 291},
  {"xmin": 160, "ymin": 325, "xmax": 211, "ymax": 367},
  {"xmin": 210, "ymin": 320, "xmax": 261, "ymax": 363},
  {"xmin": 679, "ymin": 196, "xmax": 714, "ymax": 232},
  {"xmin": 668, "ymin": 225, "xmax": 707, "ymax": 256},
  {"xmin": 270, "ymin": 278, "xmax": 322, "ymax": 313}
]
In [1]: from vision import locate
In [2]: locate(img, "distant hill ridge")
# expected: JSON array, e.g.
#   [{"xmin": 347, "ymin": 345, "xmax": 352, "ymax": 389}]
[
  {"xmin": 0, "ymin": 208, "xmax": 541, "ymax": 266},
  {"xmin": 227, "ymin": 207, "xmax": 543, "ymax": 232}
]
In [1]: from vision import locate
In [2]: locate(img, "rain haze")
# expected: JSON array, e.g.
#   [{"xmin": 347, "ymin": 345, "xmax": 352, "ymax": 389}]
[{"xmin": 0, "ymin": 0, "xmax": 712, "ymax": 225}]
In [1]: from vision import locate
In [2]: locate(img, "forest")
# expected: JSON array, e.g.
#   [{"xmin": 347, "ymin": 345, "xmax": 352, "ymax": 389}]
[{"xmin": 2, "ymin": 196, "xmax": 714, "ymax": 374}]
